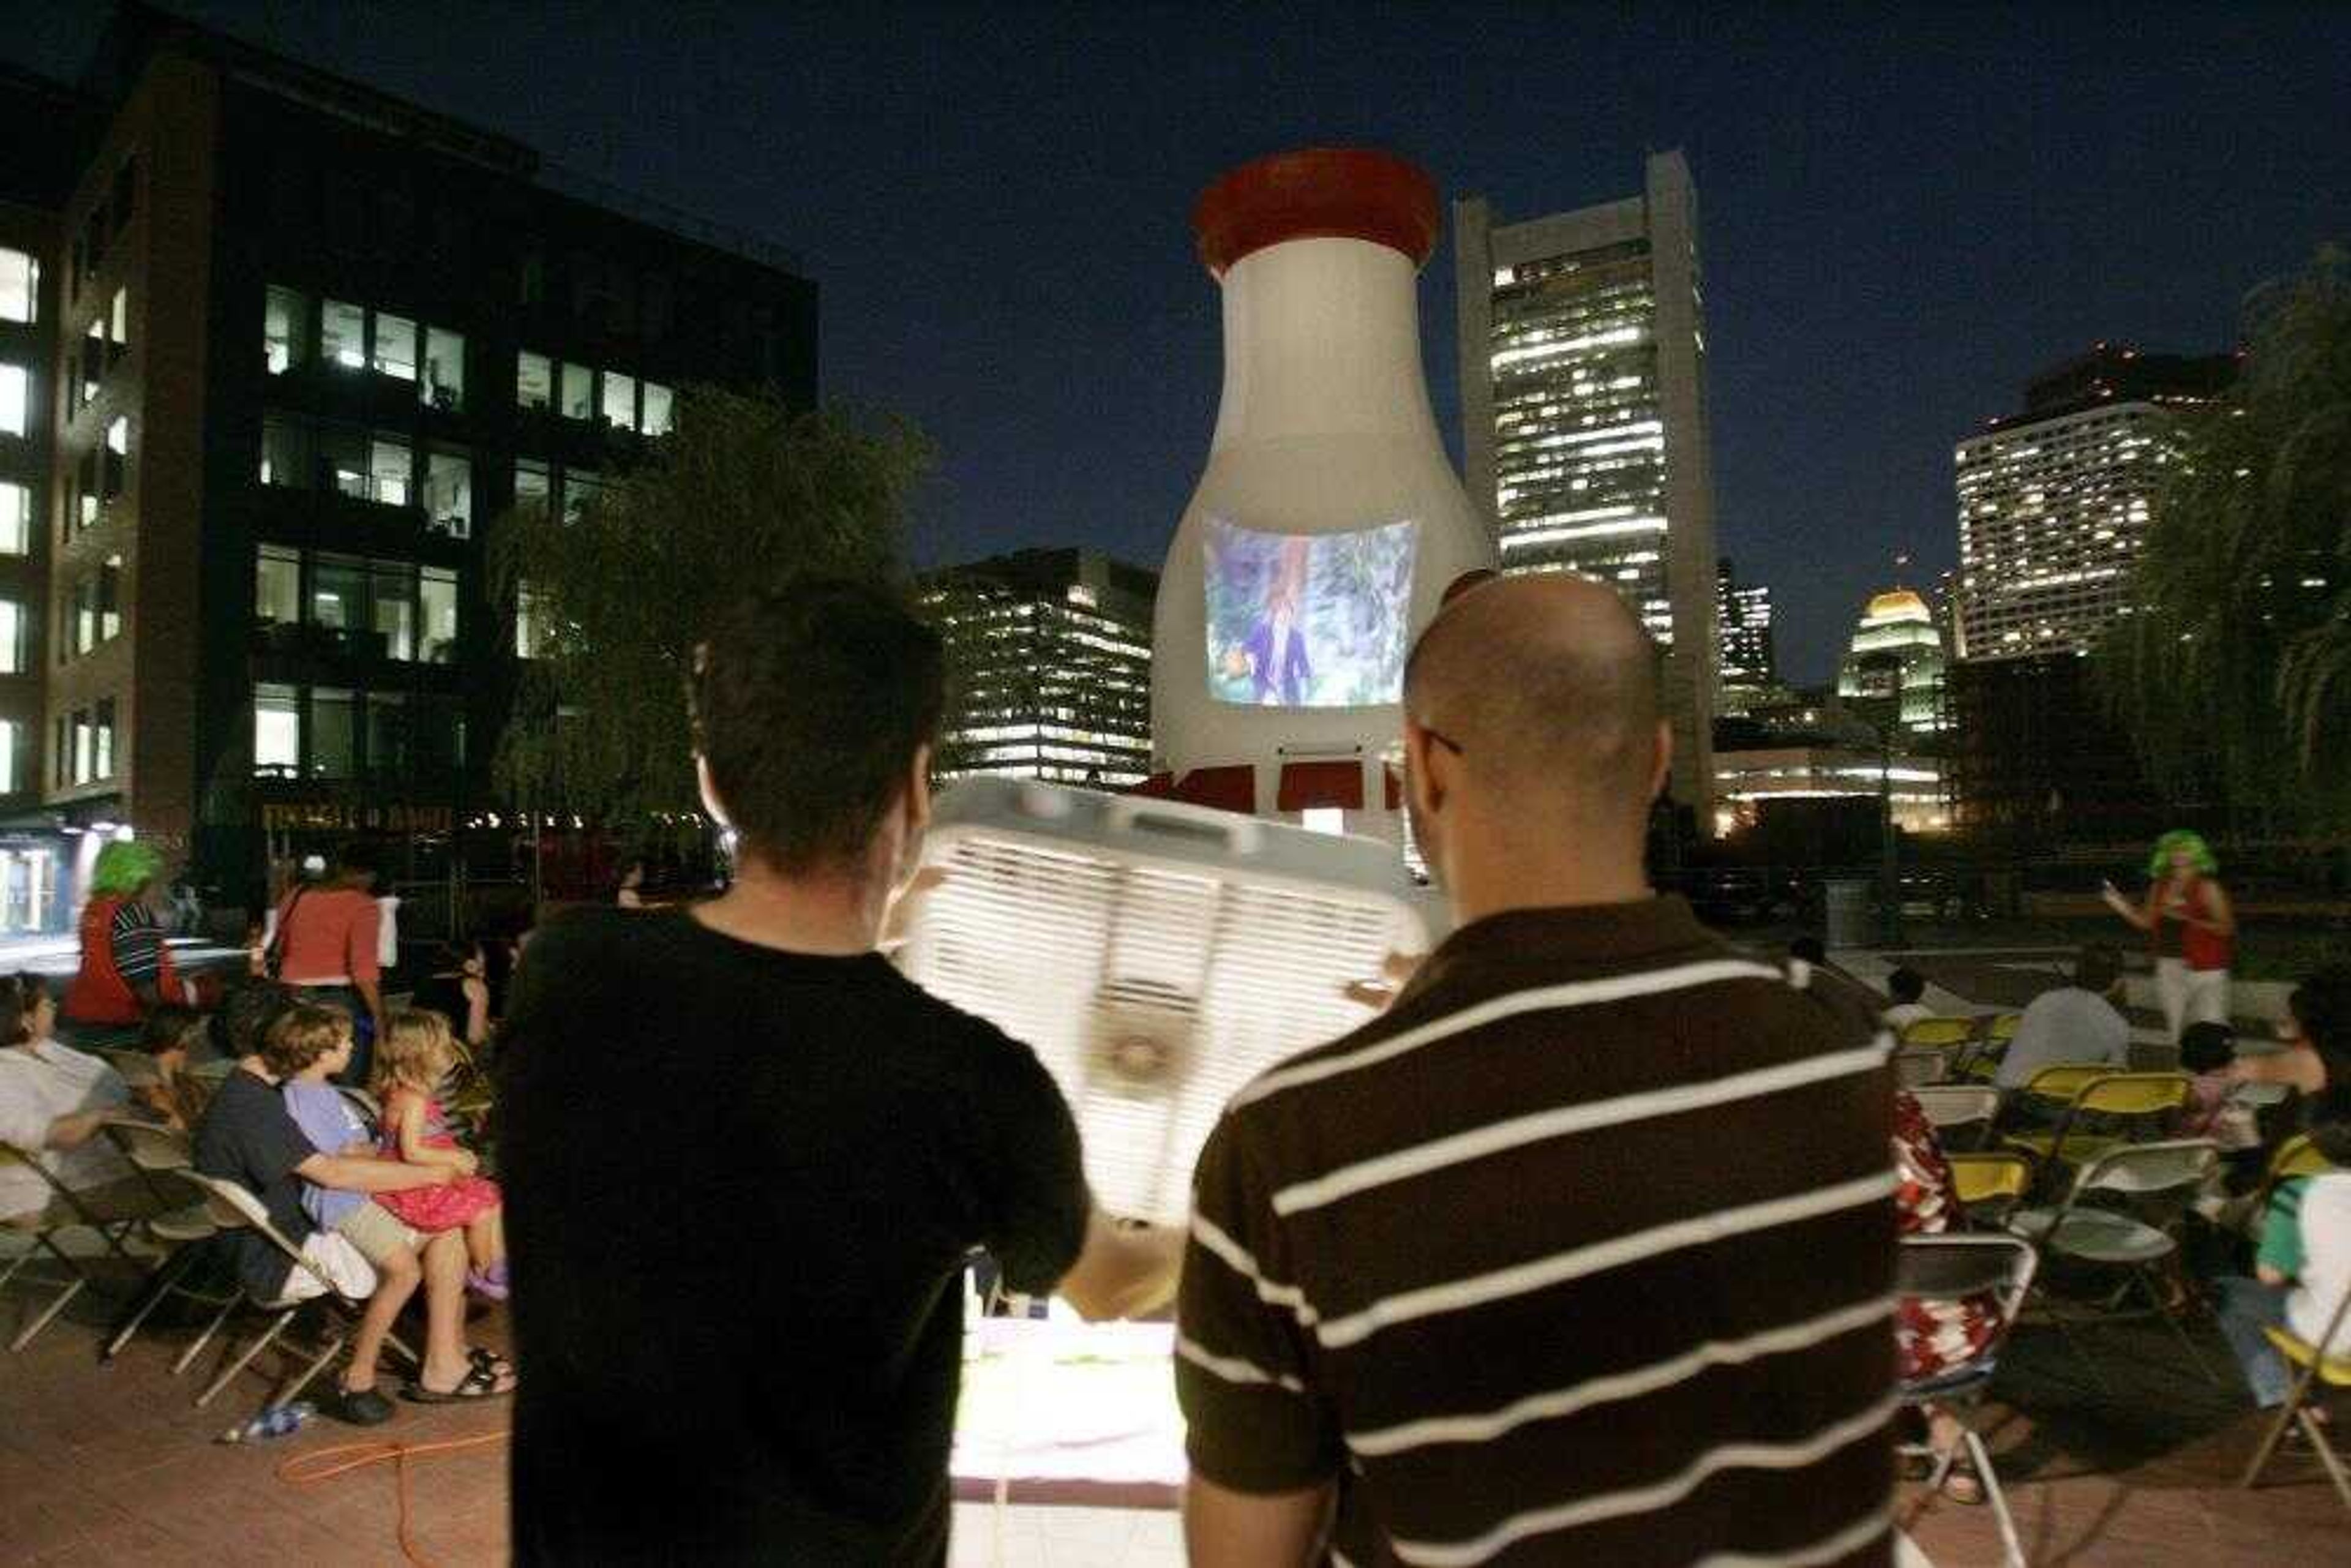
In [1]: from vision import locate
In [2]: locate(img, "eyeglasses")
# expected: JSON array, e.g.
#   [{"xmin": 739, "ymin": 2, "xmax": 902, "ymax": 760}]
[{"xmin": 1421, "ymin": 726, "xmax": 1465, "ymax": 759}]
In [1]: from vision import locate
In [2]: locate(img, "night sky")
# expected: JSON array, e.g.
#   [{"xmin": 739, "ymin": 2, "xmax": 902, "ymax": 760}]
[{"xmin": 12, "ymin": 2, "xmax": 2350, "ymax": 680}]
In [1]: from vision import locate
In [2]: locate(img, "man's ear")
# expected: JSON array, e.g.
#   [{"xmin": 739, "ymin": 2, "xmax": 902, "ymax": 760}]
[
  {"xmin": 696, "ymin": 754, "xmax": 733, "ymax": 830},
  {"xmin": 1402, "ymin": 722, "xmax": 1444, "ymax": 818},
  {"xmin": 1647, "ymin": 719, "xmax": 1673, "ymax": 803},
  {"xmin": 905, "ymin": 744, "xmax": 934, "ymax": 836}
]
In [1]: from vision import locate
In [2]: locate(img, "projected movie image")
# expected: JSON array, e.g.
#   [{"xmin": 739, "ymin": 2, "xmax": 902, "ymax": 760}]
[{"xmin": 1204, "ymin": 519, "xmax": 1418, "ymax": 707}]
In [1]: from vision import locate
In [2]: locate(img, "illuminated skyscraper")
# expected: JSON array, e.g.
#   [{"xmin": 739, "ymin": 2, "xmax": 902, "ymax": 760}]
[
  {"xmin": 1455, "ymin": 151, "xmax": 1719, "ymax": 812},
  {"xmin": 926, "ymin": 548, "xmax": 1157, "ymax": 787},
  {"xmin": 1836, "ymin": 587, "xmax": 1947, "ymax": 739},
  {"xmin": 1952, "ymin": 344, "xmax": 2233, "ymax": 662},
  {"xmin": 1715, "ymin": 557, "xmax": 1775, "ymax": 715}
]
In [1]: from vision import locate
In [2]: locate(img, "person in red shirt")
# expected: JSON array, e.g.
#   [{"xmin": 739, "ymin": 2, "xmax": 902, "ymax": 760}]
[
  {"xmin": 271, "ymin": 841, "xmax": 386, "ymax": 1087},
  {"xmin": 62, "ymin": 840, "xmax": 184, "ymax": 1048},
  {"xmin": 2102, "ymin": 828, "xmax": 2235, "ymax": 1042}
]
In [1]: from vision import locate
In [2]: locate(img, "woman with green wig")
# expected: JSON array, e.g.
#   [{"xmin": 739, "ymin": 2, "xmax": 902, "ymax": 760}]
[
  {"xmin": 2101, "ymin": 828, "xmax": 2235, "ymax": 1041},
  {"xmin": 62, "ymin": 839, "xmax": 186, "ymax": 1044}
]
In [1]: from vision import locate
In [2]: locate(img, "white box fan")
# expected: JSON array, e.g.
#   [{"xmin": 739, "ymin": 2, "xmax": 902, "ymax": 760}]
[{"xmin": 898, "ymin": 776, "xmax": 1434, "ymax": 1226}]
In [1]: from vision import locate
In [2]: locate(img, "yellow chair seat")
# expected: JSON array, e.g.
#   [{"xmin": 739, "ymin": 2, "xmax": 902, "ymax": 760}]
[
  {"xmin": 2005, "ymin": 1131, "xmax": 2129, "ymax": 1169},
  {"xmin": 2263, "ymin": 1326, "xmax": 2351, "ymax": 1387},
  {"xmin": 1902, "ymin": 1018, "xmax": 1976, "ymax": 1050},
  {"xmin": 1948, "ymin": 1154, "xmax": 2032, "ymax": 1207}
]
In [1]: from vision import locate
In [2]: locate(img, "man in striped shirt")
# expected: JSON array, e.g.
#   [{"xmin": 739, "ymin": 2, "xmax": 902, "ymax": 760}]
[{"xmin": 1177, "ymin": 576, "xmax": 1898, "ymax": 1567}]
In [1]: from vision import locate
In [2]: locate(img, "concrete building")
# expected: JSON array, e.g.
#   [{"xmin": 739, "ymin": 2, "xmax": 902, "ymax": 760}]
[
  {"xmin": 1952, "ymin": 343, "xmax": 2233, "ymax": 662},
  {"xmin": 926, "ymin": 548, "xmax": 1157, "ymax": 789},
  {"xmin": 1715, "ymin": 556, "xmax": 1775, "ymax": 716},
  {"xmin": 7, "ymin": 3, "xmax": 815, "ymax": 915},
  {"xmin": 1454, "ymin": 152, "xmax": 1719, "ymax": 816},
  {"xmin": 1835, "ymin": 587, "xmax": 1948, "ymax": 740}
]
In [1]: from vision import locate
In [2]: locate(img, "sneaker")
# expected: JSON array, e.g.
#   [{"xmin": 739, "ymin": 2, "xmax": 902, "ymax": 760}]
[
  {"xmin": 465, "ymin": 1268, "xmax": 510, "ymax": 1302},
  {"xmin": 326, "ymin": 1384, "xmax": 396, "ymax": 1426}
]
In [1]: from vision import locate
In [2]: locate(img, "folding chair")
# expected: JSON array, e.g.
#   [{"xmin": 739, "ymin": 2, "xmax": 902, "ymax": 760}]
[
  {"xmin": 1952, "ymin": 1013, "xmax": 2024, "ymax": 1083},
  {"xmin": 173, "ymin": 1170, "xmax": 384, "ymax": 1410},
  {"xmin": 1899, "ymin": 1233, "xmax": 2038, "ymax": 1567},
  {"xmin": 1913, "ymin": 1086, "xmax": 2001, "ymax": 1153},
  {"xmin": 2006, "ymin": 1071, "xmax": 2191, "ymax": 1172},
  {"xmin": 99, "ymin": 1120, "xmax": 228, "ymax": 1363},
  {"xmin": 1895, "ymin": 1048, "xmax": 1949, "ymax": 1089},
  {"xmin": 2008, "ymin": 1139, "xmax": 2220, "ymax": 1390},
  {"xmin": 1903, "ymin": 1016, "xmax": 1976, "ymax": 1049},
  {"xmin": 92, "ymin": 1046, "xmax": 163, "ymax": 1090},
  {"xmin": 1, "ymin": 1137, "xmax": 150, "ymax": 1351},
  {"xmin": 2240, "ymin": 1275, "xmax": 2351, "ymax": 1511},
  {"xmin": 2268, "ymin": 1133, "xmax": 2341, "ymax": 1187},
  {"xmin": 1946, "ymin": 1152, "xmax": 2034, "ymax": 1228},
  {"xmin": 337, "ymin": 1085, "xmax": 383, "ymax": 1135}
]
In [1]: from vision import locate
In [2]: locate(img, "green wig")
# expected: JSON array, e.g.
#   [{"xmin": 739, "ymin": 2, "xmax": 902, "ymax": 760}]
[
  {"xmin": 88, "ymin": 840, "xmax": 163, "ymax": 898},
  {"xmin": 2148, "ymin": 830, "xmax": 2218, "ymax": 879}
]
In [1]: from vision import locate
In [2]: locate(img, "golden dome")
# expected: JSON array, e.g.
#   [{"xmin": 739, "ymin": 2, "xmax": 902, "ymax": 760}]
[{"xmin": 1864, "ymin": 589, "xmax": 1931, "ymax": 623}]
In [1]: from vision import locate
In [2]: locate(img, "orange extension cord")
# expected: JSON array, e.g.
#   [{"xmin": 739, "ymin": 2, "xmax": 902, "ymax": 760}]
[{"xmin": 276, "ymin": 1429, "xmax": 511, "ymax": 1567}]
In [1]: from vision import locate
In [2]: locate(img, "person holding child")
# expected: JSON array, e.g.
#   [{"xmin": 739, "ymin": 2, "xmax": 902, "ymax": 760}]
[{"xmin": 370, "ymin": 1008, "xmax": 506, "ymax": 1300}]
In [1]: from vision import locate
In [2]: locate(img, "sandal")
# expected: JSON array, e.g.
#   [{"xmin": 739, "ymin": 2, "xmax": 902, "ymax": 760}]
[{"xmin": 405, "ymin": 1353, "xmax": 517, "ymax": 1404}]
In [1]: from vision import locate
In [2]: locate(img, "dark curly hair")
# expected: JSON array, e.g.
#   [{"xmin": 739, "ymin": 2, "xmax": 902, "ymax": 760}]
[{"xmin": 690, "ymin": 579, "xmax": 943, "ymax": 872}]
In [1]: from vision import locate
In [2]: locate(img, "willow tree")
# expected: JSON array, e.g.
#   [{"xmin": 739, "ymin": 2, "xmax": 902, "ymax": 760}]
[
  {"xmin": 487, "ymin": 389, "xmax": 931, "ymax": 828},
  {"xmin": 2100, "ymin": 248, "xmax": 2351, "ymax": 833}
]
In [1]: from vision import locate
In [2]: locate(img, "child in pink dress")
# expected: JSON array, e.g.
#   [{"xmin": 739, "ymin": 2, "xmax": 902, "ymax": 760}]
[{"xmin": 372, "ymin": 1008, "xmax": 508, "ymax": 1299}]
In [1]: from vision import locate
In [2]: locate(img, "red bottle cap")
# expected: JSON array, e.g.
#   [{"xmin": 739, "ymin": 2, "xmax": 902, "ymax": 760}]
[{"xmin": 1192, "ymin": 148, "xmax": 1441, "ymax": 278}]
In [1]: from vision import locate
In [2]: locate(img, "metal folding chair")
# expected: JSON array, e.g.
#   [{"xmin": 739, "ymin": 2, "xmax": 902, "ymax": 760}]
[
  {"xmin": 99, "ymin": 1120, "xmax": 229, "ymax": 1363},
  {"xmin": 1954, "ymin": 1012, "xmax": 2023, "ymax": 1083},
  {"xmin": 1913, "ymin": 1086, "xmax": 2001, "ymax": 1153},
  {"xmin": 172, "ymin": 1170, "xmax": 375, "ymax": 1409},
  {"xmin": 2240, "ymin": 1274, "xmax": 2351, "ymax": 1511},
  {"xmin": 1, "ymin": 1138, "xmax": 149, "ymax": 1351},
  {"xmin": 1895, "ymin": 1048, "xmax": 1949, "ymax": 1089},
  {"xmin": 2006, "ymin": 1071, "xmax": 2191, "ymax": 1172},
  {"xmin": 2008, "ymin": 1138, "xmax": 2220, "ymax": 1390},
  {"xmin": 1946, "ymin": 1152, "xmax": 2034, "ymax": 1228},
  {"xmin": 1899, "ymin": 1232, "xmax": 2038, "ymax": 1567}
]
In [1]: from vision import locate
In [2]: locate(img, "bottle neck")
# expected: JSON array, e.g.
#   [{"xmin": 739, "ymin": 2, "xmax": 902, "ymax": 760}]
[{"xmin": 1209, "ymin": 238, "xmax": 1442, "ymax": 452}]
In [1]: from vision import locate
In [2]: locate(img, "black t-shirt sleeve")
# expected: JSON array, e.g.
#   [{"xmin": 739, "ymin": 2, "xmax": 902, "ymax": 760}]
[{"xmin": 959, "ymin": 1022, "xmax": 1090, "ymax": 1297}]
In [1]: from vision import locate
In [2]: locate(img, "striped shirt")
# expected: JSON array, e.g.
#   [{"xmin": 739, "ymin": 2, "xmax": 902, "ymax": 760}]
[{"xmin": 1176, "ymin": 897, "xmax": 1898, "ymax": 1567}]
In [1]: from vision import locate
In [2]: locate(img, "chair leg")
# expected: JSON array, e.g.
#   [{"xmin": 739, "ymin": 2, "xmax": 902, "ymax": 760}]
[
  {"xmin": 2240, "ymin": 1397, "xmax": 2303, "ymax": 1490},
  {"xmin": 2138, "ymin": 1267, "xmax": 2219, "ymax": 1386},
  {"xmin": 271, "ymin": 1325, "xmax": 346, "ymax": 1410},
  {"xmin": 172, "ymin": 1296, "xmax": 241, "ymax": 1376},
  {"xmin": 7, "ymin": 1275, "xmax": 83, "ymax": 1352},
  {"xmin": 105, "ymin": 1247, "xmax": 197, "ymax": 1362},
  {"xmin": 196, "ymin": 1309, "xmax": 292, "ymax": 1408},
  {"xmin": 1966, "ymin": 1427, "xmax": 2028, "ymax": 1568},
  {"xmin": 2052, "ymin": 1307, "xmax": 2113, "ymax": 1395},
  {"xmin": 2301, "ymin": 1408, "xmax": 2351, "ymax": 1512}
]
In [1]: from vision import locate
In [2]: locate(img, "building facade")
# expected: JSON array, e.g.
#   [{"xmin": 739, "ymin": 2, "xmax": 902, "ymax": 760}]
[
  {"xmin": 10, "ymin": 4, "xmax": 816, "ymax": 915},
  {"xmin": 1952, "ymin": 343, "xmax": 2233, "ymax": 662},
  {"xmin": 1714, "ymin": 744, "xmax": 1949, "ymax": 838},
  {"xmin": 1454, "ymin": 151, "xmax": 1720, "ymax": 814},
  {"xmin": 927, "ymin": 548, "xmax": 1155, "ymax": 789},
  {"xmin": 1835, "ymin": 587, "xmax": 1948, "ymax": 740},
  {"xmin": 1714, "ymin": 556, "xmax": 1775, "ymax": 716}
]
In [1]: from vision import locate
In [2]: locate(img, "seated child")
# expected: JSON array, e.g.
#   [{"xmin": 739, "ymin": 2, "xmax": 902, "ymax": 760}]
[
  {"xmin": 1883, "ymin": 967, "xmax": 1934, "ymax": 1035},
  {"xmin": 2180, "ymin": 1021, "xmax": 2260, "ymax": 1150},
  {"xmin": 272, "ymin": 1005, "xmax": 451, "ymax": 1282},
  {"xmin": 137, "ymin": 1003, "xmax": 214, "ymax": 1130},
  {"xmin": 372, "ymin": 1008, "xmax": 507, "ymax": 1300}
]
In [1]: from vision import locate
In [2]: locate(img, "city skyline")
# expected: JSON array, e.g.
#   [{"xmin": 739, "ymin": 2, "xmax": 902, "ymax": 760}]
[{"xmin": 7, "ymin": 3, "xmax": 2349, "ymax": 683}]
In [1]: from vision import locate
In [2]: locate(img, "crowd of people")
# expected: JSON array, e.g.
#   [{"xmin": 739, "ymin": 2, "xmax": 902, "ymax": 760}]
[{"xmin": 4, "ymin": 568, "xmax": 2348, "ymax": 1565}]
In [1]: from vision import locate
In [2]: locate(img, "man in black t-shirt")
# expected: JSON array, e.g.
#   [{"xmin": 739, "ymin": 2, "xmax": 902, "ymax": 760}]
[{"xmin": 500, "ymin": 579, "xmax": 1180, "ymax": 1565}]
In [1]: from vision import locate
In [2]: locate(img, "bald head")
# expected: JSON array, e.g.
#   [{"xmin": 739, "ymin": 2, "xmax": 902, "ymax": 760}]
[{"xmin": 1404, "ymin": 574, "xmax": 1663, "ymax": 808}]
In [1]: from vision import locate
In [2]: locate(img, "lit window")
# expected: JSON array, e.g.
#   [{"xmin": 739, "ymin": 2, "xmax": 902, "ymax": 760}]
[
  {"xmin": 0, "ymin": 250, "xmax": 34, "ymax": 323},
  {"xmin": 253, "ymin": 684, "xmax": 300, "ymax": 775},
  {"xmin": 420, "ymin": 567, "xmax": 457, "ymax": 662},
  {"xmin": 514, "ymin": 585, "xmax": 553, "ymax": 659},
  {"xmin": 424, "ymin": 450, "xmax": 471, "ymax": 536},
  {"xmin": 105, "ymin": 415, "xmax": 128, "ymax": 455},
  {"xmin": 514, "ymin": 459, "xmax": 549, "ymax": 513},
  {"xmin": 560, "ymin": 470, "xmax": 603, "ymax": 523},
  {"xmin": 642, "ymin": 381, "xmax": 674, "ymax": 436},
  {"xmin": 260, "ymin": 416, "xmax": 309, "ymax": 488},
  {"xmin": 264, "ymin": 286, "xmax": 307, "ymax": 373},
  {"xmin": 601, "ymin": 371, "xmax": 637, "ymax": 431},
  {"xmin": 369, "ymin": 435, "xmax": 410, "ymax": 506},
  {"xmin": 93, "ymin": 699, "xmax": 114, "ymax": 779},
  {"xmin": 0, "ymin": 481, "xmax": 26, "ymax": 554},
  {"xmin": 322, "ymin": 300, "xmax": 365, "ymax": 367},
  {"xmin": 256, "ymin": 546, "xmax": 300, "ymax": 623},
  {"xmin": 312, "ymin": 689, "xmax": 355, "ymax": 778},
  {"xmin": 0, "ymin": 719, "xmax": 20, "ymax": 793},
  {"xmin": 372, "ymin": 559, "xmax": 416, "ymax": 661},
  {"xmin": 0, "ymin": 598, "xmax": 21, "ymax": 673},
  {"xmin": 372, "ymin": 313, "xmax": 416, "ymax": 380},
  {"xmin": 0, "ymin": 364, "xmax": 26, "ymax": 437},
  {"xmin": 517, "ymin": 351, "xmax": 552, "ymax": 410},
  {"xmin": 561, "ymin": 362, "xmax": 594, "ymax": 420},
  {"xmin": 99, "ymin": 556, "xmax": 122, "ymax": 642},
  {"xmin": 108, "ymin": 288, "xmax": 127, "ymax": 347},
  {"xmin": 422, "ymin": 326, "xmax": 464, "ymax": 410}
]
